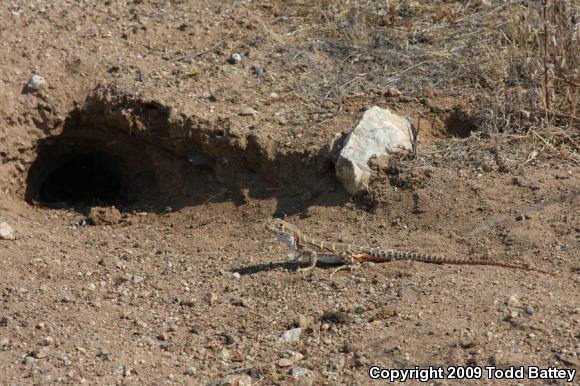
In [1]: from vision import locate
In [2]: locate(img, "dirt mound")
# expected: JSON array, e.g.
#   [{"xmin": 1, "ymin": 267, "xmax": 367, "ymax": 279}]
[{"xmin": 15, "ymin": 86, "xmax": 348, "ymax": 213}]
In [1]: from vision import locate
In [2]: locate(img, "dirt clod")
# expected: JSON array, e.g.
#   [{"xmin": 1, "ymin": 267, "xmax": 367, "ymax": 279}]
[{"xmin": 88, "ymin": 207, "xmax": 122, "ymax": 226}]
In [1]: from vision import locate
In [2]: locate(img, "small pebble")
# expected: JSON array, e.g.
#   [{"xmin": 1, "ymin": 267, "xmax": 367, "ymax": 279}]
[
  {"xmin": 184, "ymin": 366, "xmax": 197, "ymax": 376},
  {"xmin": 204, "ymin": 292, "xmax": 218, "ymax": 305},
  {"xmin": 384, "ymin": 87, "xmax": 402, "ymax": 97},
  {"xmin": 132, "ymin": 274, "xmax": 144, "ymax": 285},
  {"xmin": 41, "ymin": 336, "xmax": 54, "ymax": 346},
  {"xmin": 295, "ymin": 314, "xmax": 312, "ymax": 329},
  {"xmin": 0, "ymin": 222, "xmax": 15, "ymax": 240},
  {"xmin": 251, "ymin": 64, "xmax": 262, "ymax": 76},
  {"xmin": 239, "ymin": 107, "xmax": 258, "ymax": 117},
  {"xmin": 277, "ymin": 358, "xmax": 294, "ymax": 367},
  {"xmin": 505, "ymin": 295, "xmax": 520, "ymax": 307},
  {"xmin": 342, "ymin": 342, "xmax": 355, "ymax": 353},
  {"xmin": 219, "ymin": 348, "xmax": 230, "ymax": 361},
  {"xmin": 321, "ymin": 311, "xmax": 351, "ymax": 324},
  {"xmin": 180, "ymin": 298, "xmax": 195, "ymax": 307},
  {"xmin": 290, "ymin": 367, "xmax": 309, "ymax": 378},
  {"xmin": 26, "ymin": 75, "xmax": 45, "ymax": 91},
  {"xmin": 221, "ymin": 332, "xmax": 236, "ymax": 345},
  {"xmin": 278, "ymin": 350, "xmax": 303, "ymax": 367},
  {"xmin": 218, "ymin": 374, "xmax": 252, "ymax": 386},
  {"xmin": 278, "ymin": 327, "xmax": 301, "ymax": 343},
  {"xmin": 232, "ymin": 272, "xmax": 241, "ymax": 279},
  {"xmin": 229, "ymin": 53, "xmax": 242, "ymax": 64},
  {"xmin": 23, "ymin": 356, "xmax": 35, "ymax": 365}
]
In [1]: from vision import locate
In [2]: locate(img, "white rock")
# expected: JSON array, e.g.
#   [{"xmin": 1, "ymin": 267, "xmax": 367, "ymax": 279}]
[
  {"xmin": 230, "ymin": 53, "xmax": 242, "ymax": 64},
  {"xmin": 0, "ymin": 222, "xmax": 15, "ymax": 240},
  {"xmin": 184, "ymin": 366, "xmax": 197, "ymax": 376},
  {"xmin": 278, "ymin": 327, "xmax": 301, "ymax": 343},
  {"xmin": 291, "ymin": 367, "xmax": 309, "ymax": 378},
  {"xmin": 239, "ymin": 107, "xmax": 258, "ymax": 116},
  {"xmin": 26, "ymin": 75, "xmax": 45, "ymax": 91},
  {"xmin": 278, "ymin": 350, "xmax": 304, "ymax": 367},
  {"xmin": 336, "ymin": 106, "xmax": 412, "ymax": 195},
  {"xmin": 505, "ymin": 295, "xmax": 520, "ymax": 307},
  {"xmin": 218, "ymin": 374, "xmax": 252, "ymax": 386},
  {"xmin": 41, "ymin": 336, "xmax": 54, "ymax": 346}
]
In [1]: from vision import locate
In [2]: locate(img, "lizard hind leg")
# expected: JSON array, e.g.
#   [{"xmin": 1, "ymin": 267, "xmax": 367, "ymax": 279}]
[{"xmin": 330, "ymin": 256, "xmax": 361, "ymax": 277}]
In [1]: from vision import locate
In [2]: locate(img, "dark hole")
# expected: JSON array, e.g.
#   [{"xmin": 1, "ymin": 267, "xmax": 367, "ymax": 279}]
[
  {"xmin": 38, "ymin": 154, "xmax": 121, "ymax": 206},
  {"xmin": 445, "ymin": 107, "xmax": 478, "ymax": 138}
]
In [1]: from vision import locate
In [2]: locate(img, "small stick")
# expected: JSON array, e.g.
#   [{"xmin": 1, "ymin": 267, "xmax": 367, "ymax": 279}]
[{"xmin": 169, "ymin": 40, "xmax": 225, "ymax": 62}]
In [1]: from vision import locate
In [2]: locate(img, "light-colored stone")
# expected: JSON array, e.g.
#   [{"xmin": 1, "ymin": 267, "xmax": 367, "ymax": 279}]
[
  {"xmin": 0, "ymin": 222, "xmax": 15, "ymax": 240},
  {"xmin": 26, "ymin": 75, "xmax": 45, "ymax": 91},
  {"xmin": 291, "ymin": 367, "xmax": 309, "ymax": 378},
  {"xmin": 229, "ymin": 53, "xmax": 242, "ymax": 64},
  {"xmin": 277, "ymin": 350, "xmax": 303, "ymax": 367},
  {"xmin": 505, "ymin": 295, "xmax": 520, "ymax": 307},
  {"xmin": 239, "ymin": 107, "xmax": 258, "ymax": 116},
  {"xmin": 218, "ymin": 374, "xmax": 252, "ymax": 386},
  {"xmin": 336, "ymin": 106, "xmax": 412, "ymax": 195},
  {"xmin": 278, "ymin": 327, "xmax": 301, "ymax": 343},
  {"xmin": 277, "ymin": 358, "xmax": 294, "ymax": 367},
  {"xmin": 184, "ymin": 366, "xmax": 197, "ymax": 376}
]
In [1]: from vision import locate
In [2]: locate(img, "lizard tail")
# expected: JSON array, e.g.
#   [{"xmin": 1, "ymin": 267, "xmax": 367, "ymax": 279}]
[{"xmin": 364, "ymin": 250, "xmax": 555, "ymax": 276}]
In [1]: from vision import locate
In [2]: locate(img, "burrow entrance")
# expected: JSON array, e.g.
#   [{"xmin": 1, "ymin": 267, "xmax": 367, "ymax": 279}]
[
  {"xmin": 26, "ymin": 134, "xmax": 160, "ymax": 210},
  {"xmin": 23, "ymin": 88, "xmax": 343, "ymax": 214},
  {"xmin": 39, "ymin": 153, "xmax": 121, "ymax": 205}
]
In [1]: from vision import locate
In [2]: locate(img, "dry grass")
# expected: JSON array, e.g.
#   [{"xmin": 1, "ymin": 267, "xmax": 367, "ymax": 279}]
[
  {"xmin": 277, "ymin": 1, "xmax": 578, "ymax": 136},
  {"xmin": 481, "ymin": 0, "xmax": 579, "ymax": 134}
]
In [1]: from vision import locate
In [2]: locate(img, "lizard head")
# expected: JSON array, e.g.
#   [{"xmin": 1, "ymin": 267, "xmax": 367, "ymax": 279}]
[
  {"xmin": 265, "ymin": 218, "xmax": 295, "ymax": 236},
  {"xmin": 265, "ymin": 218, "xmax": 299, "ymax": 250}
]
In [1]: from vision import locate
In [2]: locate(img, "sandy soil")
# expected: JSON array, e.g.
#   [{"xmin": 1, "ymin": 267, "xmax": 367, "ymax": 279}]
[{"xmin": 0, "ymin": 1, "xmax": 578, "ymax": 385}]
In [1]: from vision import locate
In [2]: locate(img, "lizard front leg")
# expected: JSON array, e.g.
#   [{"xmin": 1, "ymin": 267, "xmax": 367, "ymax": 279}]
[{"xmin": 296, "ymin": 249, "xmax": 318, "ymax": 273}]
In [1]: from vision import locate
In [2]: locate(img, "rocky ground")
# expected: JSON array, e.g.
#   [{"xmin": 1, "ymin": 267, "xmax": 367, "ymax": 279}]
[{"xmin": 0, "ymin": 1, "xmax": 578, "ymax": 385}]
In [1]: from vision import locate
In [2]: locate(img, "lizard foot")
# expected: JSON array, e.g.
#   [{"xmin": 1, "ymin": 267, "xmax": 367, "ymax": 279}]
[{"xmin": 330, "ymin": 264, "xmax": 360, "ymax": 277}]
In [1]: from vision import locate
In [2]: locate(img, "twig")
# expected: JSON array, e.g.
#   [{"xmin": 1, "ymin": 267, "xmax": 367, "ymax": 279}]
[
  {"xmin": 530, "ymin": 129, "xmax": 559, "ymax": 152},
  {"xmin": 169, "ymin": 40, "xmax": 225, "ymax": 62},
  {"xmin": 407, "ymin": 116, "xmax": 420, "ymax": 159},
  {"xmin": 201, "ymin": 188, "xmax": 229, "ymax": 205},
  {"xmin": 340, "ymin": 73, "xmax": 368, "ymax": 89}
]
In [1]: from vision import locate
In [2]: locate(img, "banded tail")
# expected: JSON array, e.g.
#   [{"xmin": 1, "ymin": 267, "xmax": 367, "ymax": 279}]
[{"xmin": 362, "ymin": 250, "xmax": 555, "ymax": 276}]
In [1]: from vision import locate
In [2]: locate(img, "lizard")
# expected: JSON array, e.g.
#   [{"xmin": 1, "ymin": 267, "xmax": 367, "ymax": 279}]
[{"xmin": 265, "ymin": 218, "xmax": 555, "ymax": 276}]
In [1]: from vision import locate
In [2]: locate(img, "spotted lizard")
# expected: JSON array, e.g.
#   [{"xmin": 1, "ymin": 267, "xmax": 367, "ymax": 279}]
[{"xmin": 265, "ymin": 218, "xmax": 555, "ymax": 276}]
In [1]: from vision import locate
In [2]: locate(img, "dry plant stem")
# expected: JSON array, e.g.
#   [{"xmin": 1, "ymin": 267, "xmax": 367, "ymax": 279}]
[
  {"xmin": 170, "ymin": 40, "xmax": 225, "ymax": 62},
  {"xmin": 543, "ymin": 0, "xmax": 550, "ymax": 114}
]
